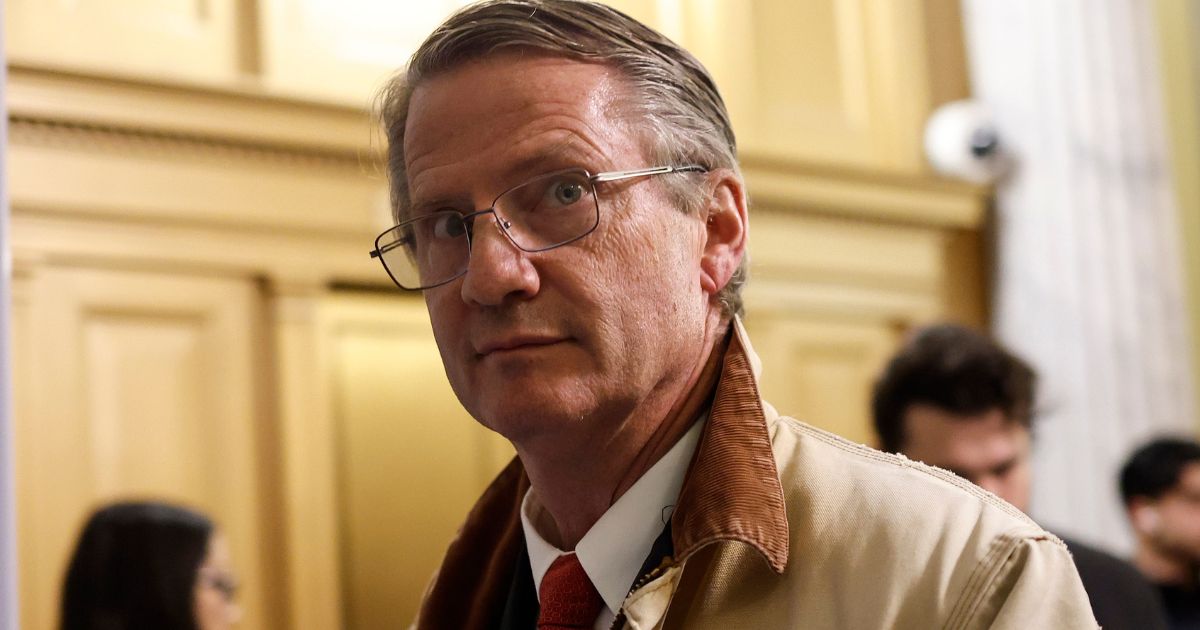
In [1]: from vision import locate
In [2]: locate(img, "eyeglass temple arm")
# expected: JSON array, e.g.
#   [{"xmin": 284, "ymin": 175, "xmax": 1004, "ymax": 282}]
[
  {"xmin": 369, "ymin": 237, "xmax": 409, "ymax": 259},
  {"xmin": 591, "ymin": 164, "xmax": 707, "ymax": 183}
]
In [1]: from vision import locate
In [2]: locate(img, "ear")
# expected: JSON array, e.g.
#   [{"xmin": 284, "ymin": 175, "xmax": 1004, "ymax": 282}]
[{"xmin": 699, "ymin": 170, "xmax": 748, "ymax": 297}]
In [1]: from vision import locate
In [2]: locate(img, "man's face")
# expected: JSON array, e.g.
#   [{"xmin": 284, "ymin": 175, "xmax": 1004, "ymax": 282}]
[
  {"xmin": 1141, "ymin": 462, "xmax": 1200, "ymax": 564},
  {"xmin": 899, "ymin": 405, "xmax": 1033, "ymax": 512},
  {"xmin": 403, "ymin": 55, "xmax": 714, "ymax": 443}
]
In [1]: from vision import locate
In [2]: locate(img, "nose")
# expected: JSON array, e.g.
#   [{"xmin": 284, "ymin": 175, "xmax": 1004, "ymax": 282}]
[{"xmin": 459, "ymin": 213, "xmax": 540, "ymax": 306}]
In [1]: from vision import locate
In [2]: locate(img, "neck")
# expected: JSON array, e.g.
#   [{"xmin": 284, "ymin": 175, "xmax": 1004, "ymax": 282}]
[
  {"xmin": 517, "ymin": 315, "xmax": 730, "ymax": 550},
  {"xmin": 1135, "ymin": 542, "xmax": 1199, "ymax": 588}
]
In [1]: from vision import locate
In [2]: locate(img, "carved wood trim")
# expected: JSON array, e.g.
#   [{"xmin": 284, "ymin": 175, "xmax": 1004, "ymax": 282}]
[
  {"xmin": 7, "ymin": 64, "xmax": 381, "ymax": 157},
  {"xmin": 8, "ymin": 116, "xmax": 376, "ymax": 171}
]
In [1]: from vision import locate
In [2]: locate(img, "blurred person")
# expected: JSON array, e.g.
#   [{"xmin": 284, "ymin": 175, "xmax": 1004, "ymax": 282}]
[
  {"xmin": 61, "ymin": 500, "xmax": 241, "ymax": 630},
  {"xmin": 873, "ymin": 323, "xmax": 1169, "ymax": 630},
  {"xmin": 1121, "ymin": 437, "xmax": 1200, "ymax": 629},
  {"xmin": 373, "ymin": 1, "xmax": 1095, "ymax": 627}
]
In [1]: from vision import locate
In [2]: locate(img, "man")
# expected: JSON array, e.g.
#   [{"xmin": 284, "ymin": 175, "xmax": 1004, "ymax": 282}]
[
  {"xmin": 372, "ymin": 1, "xmax": 1095, "ymax": 627},
  {"xmin": 1121, "ymin": 438, "xmax": 1200, "ymax": 629},
  {"xmin": 873, "ymin": 323, "xmax": 1169, "ymax": 630}
]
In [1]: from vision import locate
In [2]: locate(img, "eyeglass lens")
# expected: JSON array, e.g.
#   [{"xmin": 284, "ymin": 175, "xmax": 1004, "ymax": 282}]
[{"xmin": 375, "ymin": 170, "xmax": 599, "ymax": 290}]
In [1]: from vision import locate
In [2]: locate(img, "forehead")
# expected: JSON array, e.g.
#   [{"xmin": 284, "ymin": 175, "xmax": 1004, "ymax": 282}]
[
  {"xmin": 1175, "ymin": 462, "xmax": 1200, "ymax": 492},
  {"xmin": 404, "ymin": 55, "xmax": 639, "ymax": 199},
  {"xmin": 202, "ymin": 531, "xmax": 233, "ymax": 568},
  {"xmin": 902, "ymin": 405, "xmax": 1028, "ymax": 467}
]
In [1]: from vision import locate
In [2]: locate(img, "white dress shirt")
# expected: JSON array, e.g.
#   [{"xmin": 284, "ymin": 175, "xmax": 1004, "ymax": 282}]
[{"xmin": 520, "ymin": 417, "xmax": 705, "ymax": 629}]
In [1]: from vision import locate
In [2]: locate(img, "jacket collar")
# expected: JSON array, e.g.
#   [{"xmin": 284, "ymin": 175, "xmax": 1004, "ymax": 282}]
[
  {"xmin": 670, "ymin": 318, "xmax": 789, "ymax": 574},
  {"xmin": 414, "ymin": 318, "xmax": 788, "ymax": 628}
]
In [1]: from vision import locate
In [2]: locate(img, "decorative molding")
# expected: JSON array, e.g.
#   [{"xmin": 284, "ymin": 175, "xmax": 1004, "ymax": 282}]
[
  {"xmin": 8, "ymin": 117, "xmax": 374, "ymax": 170},
  {"xmin": 6, "ymin": 65, "xmax": 381, "ymax": 158},
  {"xmin": 7, "ymin": 121, "xmax": 389, "ymax": 241},
  {"xmin": 744, "ymin": 276, "xmax": 938, "ymax": 323},
  {"xmin": 741, "ymin": 155, "xmax": 989, "ymax": 229},
  {"xmin": 267, "ymin": 284, "xmax": 344, "ymax": 630},
  {"xmin": 8, "ymin": 213, "xmax": 384, "ymax": 288}
]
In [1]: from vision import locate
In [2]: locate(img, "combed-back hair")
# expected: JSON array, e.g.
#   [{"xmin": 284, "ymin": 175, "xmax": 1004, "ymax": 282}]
[
  {"xmin": 61, "ymin": 500, "xmax": 213, "ymax": 630},
  {"xmin": 377, "ymin": 0, "xmax": 748, "ymax": 318},
  {"xmin": 872, "ymin": 324, "xmax": 1037, "ymax": 453},
  {"xmin": 1119, "ymin": 437, "xmax": 1200, "ymax": 504}
]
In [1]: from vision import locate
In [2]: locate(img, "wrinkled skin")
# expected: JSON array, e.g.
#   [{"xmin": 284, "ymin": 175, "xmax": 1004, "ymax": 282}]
[{"xmin": 403, "ymin": 54, "xmax": 746, "ymax": 545}]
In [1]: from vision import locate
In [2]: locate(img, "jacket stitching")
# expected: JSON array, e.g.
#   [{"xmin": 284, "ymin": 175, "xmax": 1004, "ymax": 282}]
[
  {"xmin": 943, "ymin": 532, "xmax": 1023, "ymax": 630},
  {"xmin": 772, "ymin": 414, "xmax": 1045, "ymax": 527}
]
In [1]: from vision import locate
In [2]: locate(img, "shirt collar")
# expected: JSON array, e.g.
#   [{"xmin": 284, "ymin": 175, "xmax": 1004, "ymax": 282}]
[{"xmin": 521, "ymin": 416, "xmax": 705, "ymax": 614}]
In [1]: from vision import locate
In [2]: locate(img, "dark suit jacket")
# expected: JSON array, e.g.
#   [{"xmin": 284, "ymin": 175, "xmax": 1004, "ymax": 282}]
[{"xmin": 1061, "ymin": 535, "xmax": 1169, "ymax": 630}]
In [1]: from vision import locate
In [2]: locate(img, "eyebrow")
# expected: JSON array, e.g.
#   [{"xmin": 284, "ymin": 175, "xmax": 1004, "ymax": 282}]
[
  {"xmin": 499, "ymin": 137, "xmax": 606, "ymax": 184},
  {"xmin": 409, "ymin": 195, "xmax": 473, "ymax": 216}
]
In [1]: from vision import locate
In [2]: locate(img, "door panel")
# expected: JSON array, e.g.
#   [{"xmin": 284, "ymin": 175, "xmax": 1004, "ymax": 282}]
[
  {"xmin": 12, "ymin": 266, "xmax": 275, "ymax": 630},
  {"xmin": 321, "ymin": 293, "xmax": 513, "ymax": 629},
  {"xmin": 744, "ymin": 312, "xmax": 900, "ymax": 446}
]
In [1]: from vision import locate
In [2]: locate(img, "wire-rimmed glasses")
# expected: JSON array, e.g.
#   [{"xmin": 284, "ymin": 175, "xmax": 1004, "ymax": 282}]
[{"xmin": 369, "ymin": 164, "xmax": 707, "ymax": 290}]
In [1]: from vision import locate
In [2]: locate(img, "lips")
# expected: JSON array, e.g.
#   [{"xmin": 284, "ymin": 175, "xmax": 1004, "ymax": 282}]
[{"xmin": 474, "ymin": 334, "xmax": 568, "ymax": 357}]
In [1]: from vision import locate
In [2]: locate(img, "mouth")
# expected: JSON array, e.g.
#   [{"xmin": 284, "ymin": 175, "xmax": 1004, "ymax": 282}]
[{"xmin": 475, "ymin": 335, "xmax": 568, "ymax": 358}]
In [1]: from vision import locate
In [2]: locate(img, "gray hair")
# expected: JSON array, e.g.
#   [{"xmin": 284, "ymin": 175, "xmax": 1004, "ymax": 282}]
[{"xmin": 377, "ymin": 0, "xmax": 748, "ymax": 318}]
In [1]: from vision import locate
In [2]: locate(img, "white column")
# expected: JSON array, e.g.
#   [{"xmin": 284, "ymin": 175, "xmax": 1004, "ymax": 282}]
[
  {"xmin": 961, "ymin": 0, "xmax": 1197, "ymax": 553},
  {"xmin": 1, "ymin": 10, "xmax": 20, "ymax": 629}
]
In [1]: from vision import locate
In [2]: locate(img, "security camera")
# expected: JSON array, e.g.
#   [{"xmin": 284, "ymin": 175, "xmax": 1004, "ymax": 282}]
[{"xmin": 923, "ymin": 100, "xmax": 1010, "ymax": 184}]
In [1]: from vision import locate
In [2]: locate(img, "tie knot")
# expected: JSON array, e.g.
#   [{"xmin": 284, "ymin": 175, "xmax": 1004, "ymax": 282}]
[{"xmin": 537, "ymin": 553, "xmax": 605, "ymax": 629}]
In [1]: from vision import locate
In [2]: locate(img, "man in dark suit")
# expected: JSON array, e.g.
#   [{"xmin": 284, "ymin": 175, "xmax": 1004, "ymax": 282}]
[
  {"xmin": 1122, "ymin": 438, "xmax": 1200, "ymax": 630},
  {"xmin": 873, "ymin": 323, "xmax": 1170, "ymax": 630}
]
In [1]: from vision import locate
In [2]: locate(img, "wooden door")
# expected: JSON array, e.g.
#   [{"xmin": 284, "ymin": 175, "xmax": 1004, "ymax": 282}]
[
  {"xmin": 11, "ymin": 265, "xmax": 279, "ymax": 630},
  {"xmin": 320, "ymin": 293, "xmax": 513, "ymax": 629}
]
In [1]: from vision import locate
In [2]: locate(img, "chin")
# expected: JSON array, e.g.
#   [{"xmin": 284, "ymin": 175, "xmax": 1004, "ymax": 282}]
[
  {"xmin": 468, "ymin": 381, "xmax": 599, "ymax": 443},
  {"xmin": 476, "ymin": 406, "xmax": 583, "ymax": 445}
]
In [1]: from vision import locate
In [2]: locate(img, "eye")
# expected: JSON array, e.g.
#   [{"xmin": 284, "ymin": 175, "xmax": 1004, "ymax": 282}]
[
  {"xmin": 542, "ymin": 175, "xmax": 590, "ymax": 209},
  {"xmin": 431, "ymin": 212, "xmax": 468, "ymax": 239},
  {"xmin": 553, "ymin": 182, "xmax": 584, "ymax": 205}
]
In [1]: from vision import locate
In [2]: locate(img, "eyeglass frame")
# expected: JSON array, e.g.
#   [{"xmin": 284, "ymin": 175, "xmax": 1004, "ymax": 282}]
[{"xmin": 368, "ymin": 164, "xmax": 708, "ymax": 291}]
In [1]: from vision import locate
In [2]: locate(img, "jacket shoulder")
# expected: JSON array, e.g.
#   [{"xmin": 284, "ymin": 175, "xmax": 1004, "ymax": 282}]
[
  {"xmin": 772, "ymin": 413, "xmax": 1041, "ymax": 531},
  {"xmin": 764, "ymin": 414, "xmax": 1096, "ymax": 629}
]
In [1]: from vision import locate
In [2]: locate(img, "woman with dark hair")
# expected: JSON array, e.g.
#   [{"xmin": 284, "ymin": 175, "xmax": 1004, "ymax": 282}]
[{"xmin": 60, "ymin": 500, "xmax": 242, "ymax": 630}]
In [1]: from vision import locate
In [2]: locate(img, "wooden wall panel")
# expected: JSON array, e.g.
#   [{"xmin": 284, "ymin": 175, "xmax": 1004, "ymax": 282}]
[
  {"xmin": 321, "ymin": 294, "xmax": 512, "ymax": 629},
  {"xmin": 5, "ymin": 0, "xmax": 243, "ymax": 84},
  {"xmin": 681, "ymin": 0, "xmax": 968, "ymax": 173},
  {"xmin": 744, "ymin": 314, "xmax": 899, "ymax": 446},
  {"xmin": 12, "ymin": 266, "xmax": 278, "ymax": 630},
  {"xmin": 257, "ymin": 0, "xmax": 471, "ymax": 106}
]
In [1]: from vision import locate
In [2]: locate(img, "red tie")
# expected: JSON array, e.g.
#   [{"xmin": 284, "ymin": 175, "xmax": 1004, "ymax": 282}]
[{"xmin": 537, "ymin": 553, "xmax": 605, "ymax": 629}]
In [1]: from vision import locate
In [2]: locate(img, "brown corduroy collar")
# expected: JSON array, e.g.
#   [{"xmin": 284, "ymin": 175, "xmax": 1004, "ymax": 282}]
[
  {"xmin": 415, "ymin": 320, "xmax": 789, "ymax": 628},
  {"xmin": 669, "ymin": 320, "xmax": 789, "ymax": 573}
]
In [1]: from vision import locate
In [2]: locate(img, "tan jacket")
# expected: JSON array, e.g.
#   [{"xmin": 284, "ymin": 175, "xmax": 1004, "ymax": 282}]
[{"xmin": 415, "ymin": 322, "xmax": 1098, "ymax": 629}]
